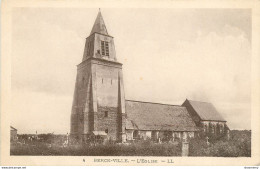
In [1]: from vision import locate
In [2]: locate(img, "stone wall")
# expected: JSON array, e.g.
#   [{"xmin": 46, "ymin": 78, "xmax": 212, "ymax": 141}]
[
  {"xmin": 95, "ymin": 107, "xmax": 119, "ymax": 140},
  {"xmin": 70, "ymin": 58, "xmax": 126, "ymax": 142},
  {"xmin": 95, "ymin": 62, "xmax": 121, "ymax": 108},
  {"xmin": 70, "ymin": 60, "xmax": 92, "ymax": 135},
  {"xmin": 93, "ymin": 61, "xmax": 125, "ymax": 141}
]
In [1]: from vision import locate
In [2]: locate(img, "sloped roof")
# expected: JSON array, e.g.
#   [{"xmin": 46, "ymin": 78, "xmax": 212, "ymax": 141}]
[
  {"xmin": 126, "ymin": 119, "xmax": 138, "ymax": 130},
  {"xmin": 184, "ymin": 99, "xmax": 226, "ymax": 121},
  {"xmin": 10, "ymin": 126, "xmax": 17, "ymax": 131},
  {"xmin": 90, "ymin": 11, "xmax": 109, "ymax": 35},
  {"xmin": 125, "ymin": 100, "xmax": 198, "ymax": 131}
]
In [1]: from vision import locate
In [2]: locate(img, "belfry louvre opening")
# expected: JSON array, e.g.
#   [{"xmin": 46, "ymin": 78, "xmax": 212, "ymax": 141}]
[{"xmin": 101, "ymin": 41, "xmax": 109, "ymax": 56}]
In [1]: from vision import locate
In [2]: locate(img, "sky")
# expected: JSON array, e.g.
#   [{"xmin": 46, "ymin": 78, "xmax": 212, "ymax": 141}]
[{"xmin": 11, "ymin": 8, "xmax": 251, "ymax": 134}]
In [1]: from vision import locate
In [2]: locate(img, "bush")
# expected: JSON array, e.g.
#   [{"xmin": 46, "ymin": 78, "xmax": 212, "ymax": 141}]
[{"xmin": 189, "ymin": 130, "xmax": 251, "ymax": 157}]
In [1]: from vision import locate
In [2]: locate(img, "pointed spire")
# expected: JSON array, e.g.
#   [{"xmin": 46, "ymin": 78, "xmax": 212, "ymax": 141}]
[{"xmin": 90, "ymin": 10, "xmax": 109, "ymax": 35}]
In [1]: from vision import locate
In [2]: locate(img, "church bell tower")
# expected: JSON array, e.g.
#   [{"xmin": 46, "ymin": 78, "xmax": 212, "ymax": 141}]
[{"xmin": 70, "ymin": 10, "xmax": 126, "ymax": 142}]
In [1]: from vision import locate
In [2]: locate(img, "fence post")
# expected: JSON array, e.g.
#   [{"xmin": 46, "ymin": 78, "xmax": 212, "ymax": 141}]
[{"xmin": 182, "ymin": 141, "xmax": 189, "ymax": 156}]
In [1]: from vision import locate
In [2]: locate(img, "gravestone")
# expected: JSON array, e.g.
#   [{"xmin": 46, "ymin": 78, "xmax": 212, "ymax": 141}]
[
  {"xmin": 206, "ymin": 136, "xmax": 210, "ymax": 145},
  {"xmin": 227, "ymin": 130, "xmax": 230, "ymax": 140},
  {"xmin": 122, "ymin": 133, "xmax": 126, "ymax": 143},
  {"xmin": 182, "ymin": 141, "xmax": 189, "ymax": 156}
]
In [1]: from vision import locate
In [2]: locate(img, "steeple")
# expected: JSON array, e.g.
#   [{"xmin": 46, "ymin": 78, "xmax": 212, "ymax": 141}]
[
  {"xmin": 90, "ymin": 10, "xmax": 109, "ymax": 35},
  {"xmin": 71, "ymin": 10, "xmax": 125, "ymax": 143},
  {"xmin": 82, "ymin": 9, "xmax": 117, "ymax": 62}
]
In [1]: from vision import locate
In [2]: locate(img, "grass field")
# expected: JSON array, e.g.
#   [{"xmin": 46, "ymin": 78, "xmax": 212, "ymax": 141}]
[
  {"xmin": 11, "ymin": 141, "xmax": 181, "ymax": 156},
  {"xmin": 10, "ymin": 130, "xmax": 251, "ymax": 156}
]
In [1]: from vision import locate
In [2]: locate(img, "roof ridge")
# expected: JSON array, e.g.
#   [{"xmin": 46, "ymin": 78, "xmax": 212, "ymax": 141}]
[
  {"xmin": 187, "ymin": 99, "xmax": 212, "ymax": 104},
  {"xmin": 125, "ymin": 99, "xmax": 182, "ymax": 107},
  {"xmin": 10, "ymin": 126, "xmax": 17, "ymax": 130}
]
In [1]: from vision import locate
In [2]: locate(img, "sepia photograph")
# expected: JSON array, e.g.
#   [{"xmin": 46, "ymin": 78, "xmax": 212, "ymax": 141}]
[{"xmin": 1, "ymin": 0, "xmax": 260, "ymax": 166}]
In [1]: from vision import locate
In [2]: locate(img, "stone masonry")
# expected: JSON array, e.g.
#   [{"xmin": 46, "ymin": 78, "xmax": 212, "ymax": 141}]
[{"xmin": 70, "ymin": 11, "xmax": 126, "ymax": 142}]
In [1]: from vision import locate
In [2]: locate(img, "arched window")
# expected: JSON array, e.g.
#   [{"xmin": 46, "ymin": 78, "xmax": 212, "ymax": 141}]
[
  {"xmin": 204, "ymin": 124, "xmax": 207, "ymax": 132},
  {"xmin": 209, "ymin": 123, "xmax": 214, "ymax": 133},
  {"xmin": 133, "ymin": 130, "xmax": 139, "ymax": 139},
  {"xmin": 151, "ymin": 131, "xmax": 157, "ymax": 140},
  {"xmin": 104, "ymin": 111, "xmax": 108, "ymax": 117},
  {"xmin": 219, "ymin": 123, "xmax": 223, "ymax": 133},
  {"xmin": 216, "ymin": 123, "xmax": 220, "ymax": 134},
  {"xmin": 212, "ymin": 123, "xmax": 215, "ymax": 134}
]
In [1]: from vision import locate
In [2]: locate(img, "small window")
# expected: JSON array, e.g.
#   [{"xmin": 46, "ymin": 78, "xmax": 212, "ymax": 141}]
[
  {"xmin": 104, "ymin": 111, "xmax": 108, "ymax": 117},
  {"xmin": 204, "ymin": 124, "xmax": 206, "ymax": 132},
  {"xmin": 102, "ymin": 78, "xmax": 103, "ymax": 84},
  {"xmin": 105, "ymin": 129, "xmax": 108, "ymax": 133},
  {"xmin": 111, "ymin": 79, "xmax": 112, "ymax": 85},
  {"xmin": 133, "ymin": 130, "xmax": 139, "ymax": 139},
  {"xmin": 212, "ymin": 125, "xmax": 215, "ymax": 133}
]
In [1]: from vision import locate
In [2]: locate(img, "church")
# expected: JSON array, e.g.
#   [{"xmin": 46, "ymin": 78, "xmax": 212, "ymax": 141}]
[{"xmin": 70, "ymin": 11, "xmax": 228, "ymax": 143}]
